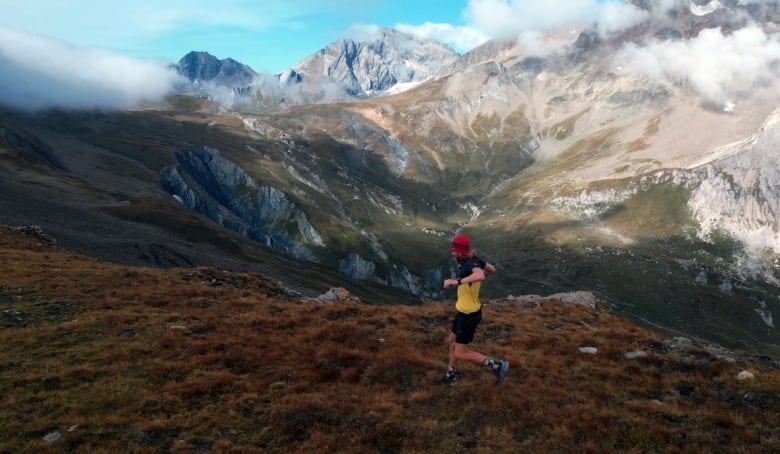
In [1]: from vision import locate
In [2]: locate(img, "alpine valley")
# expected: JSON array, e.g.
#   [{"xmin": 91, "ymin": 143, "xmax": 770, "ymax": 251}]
[{"xmin": 2, "ymin": 0, "xmax": 779, "ymax": 357}]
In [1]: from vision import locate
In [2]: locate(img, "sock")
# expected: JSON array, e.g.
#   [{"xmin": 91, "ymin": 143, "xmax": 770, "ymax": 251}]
[
  {"xmin": 447, "ymin": 365, "xmax": 457, "ymax": 376},
  {"xmin": 483, "ymin": 358, "xmax": 499, "ymax": 369}
]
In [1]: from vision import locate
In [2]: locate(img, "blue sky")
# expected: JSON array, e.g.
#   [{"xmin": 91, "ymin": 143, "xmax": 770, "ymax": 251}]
[
  {"xmin": 117, "ymin": 0, "xmax": 475, "ymax": 73},
  {"xmin": 0, "ymin": 0, "xmax": 647, "ymax": 74},
  {"xmin": 0, "ymin": 0, "xmax": 477, "ymax": 73}
]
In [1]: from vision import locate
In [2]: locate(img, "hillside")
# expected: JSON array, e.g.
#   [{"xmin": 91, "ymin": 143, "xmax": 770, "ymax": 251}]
[{"xmin": 1, "ymin": 225, "xmax": 778, "ymax": 453}]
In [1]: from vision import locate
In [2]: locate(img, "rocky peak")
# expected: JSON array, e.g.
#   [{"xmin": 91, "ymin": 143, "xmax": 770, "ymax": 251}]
[
  {"xmin": 289, "ymin": 27, "xmax": 459, "ymax": 98},
  {"xmin": 176, "ymin": 51, "xmax": 257, "ymax": 87}
]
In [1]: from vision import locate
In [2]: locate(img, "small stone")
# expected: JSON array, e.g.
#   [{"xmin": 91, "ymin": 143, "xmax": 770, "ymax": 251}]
[
  {"xmin": 624, "ymin": 349, "xmax": 648, "ymax": 359},
  {"xmin": 737, "ymin": 370, "xmax": 755, "ymax": 381},
  {"xmin": 68, "ymin": 424, "xmax": 80, "ymax": 432},
  {"xmin": 579, "ymin": 346, "xmax": 598, "ymax": 354},
  {"xmin": 43, "ymin": 431, "xmax": 62, "ymax": 442}
]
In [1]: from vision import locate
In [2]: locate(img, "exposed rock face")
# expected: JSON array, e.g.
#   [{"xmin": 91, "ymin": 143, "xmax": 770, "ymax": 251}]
[
  {"xmin": 339, "ymin": 253, "xmax": 376, "ymax": 280},
  {"xmin": 556, "ymin": 107, "xmax": 780, "ymax": 282},
  {"xmin": 177, "ymin": 29, "xmax": 458, "ymax": 110},
  {"xmin": 160, "ymin": 146, "xmax": 429, "ymax": 296},
  {"xmin": 280, "ymin": 28, "xmax": 459, "ymax": 102},
  {"xmin": 174, "ymin": 51, "xmax": 259, "ymax": 109},
  {"xmin": 389, "ymin": 265, "xmax": 424, "ymax": 297},
  {"xmin": 160, "ymin": 146, "xmax": 322, "ymax": 262},
  {"xmin": 687, "ymin": 109, "xmax": 780, "ymax": 266},
  {"xmin": 176, "ymin": 51, "xmax": 257, "ymax": 87}
]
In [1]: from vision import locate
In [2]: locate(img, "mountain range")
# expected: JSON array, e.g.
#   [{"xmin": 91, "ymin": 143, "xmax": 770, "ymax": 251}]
[{"xmin": 1, "ymin": 0, "xmax": 779, "ymax": 357}]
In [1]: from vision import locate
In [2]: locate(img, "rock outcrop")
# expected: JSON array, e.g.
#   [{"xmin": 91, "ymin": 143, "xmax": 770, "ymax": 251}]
[{"xmin": 161, "ymin": 146, "xmax": 322, "ymax": 262}]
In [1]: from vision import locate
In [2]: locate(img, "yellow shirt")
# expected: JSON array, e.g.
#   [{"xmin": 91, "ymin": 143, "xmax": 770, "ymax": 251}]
[{"xmin": 455, "ymin": 281, "xmax": 482, "ymax": 314}]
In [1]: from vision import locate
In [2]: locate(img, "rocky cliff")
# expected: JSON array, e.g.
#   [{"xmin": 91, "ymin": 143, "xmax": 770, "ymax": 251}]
[{"xmin": 161, "ymin": 146, "xmax": 321, "ymax": 262}]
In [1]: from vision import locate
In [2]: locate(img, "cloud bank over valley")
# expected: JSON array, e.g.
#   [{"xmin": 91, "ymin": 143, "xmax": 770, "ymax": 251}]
[{"xmin": 0, "ymin": 28, "xmax": 181, "ymax": 110}]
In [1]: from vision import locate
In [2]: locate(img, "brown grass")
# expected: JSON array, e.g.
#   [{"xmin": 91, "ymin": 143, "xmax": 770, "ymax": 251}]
[{"xmin": 0, "ymin": 225, "xmax": 778, "ymax": 453}]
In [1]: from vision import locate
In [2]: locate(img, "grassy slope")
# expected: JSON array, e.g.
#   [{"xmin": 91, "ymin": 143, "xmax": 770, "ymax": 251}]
[{"xmin": 1, "ymin": 226, "xmax": 778, "ymax": 453}]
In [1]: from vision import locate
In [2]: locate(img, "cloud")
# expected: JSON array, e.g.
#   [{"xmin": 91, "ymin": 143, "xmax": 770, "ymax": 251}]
[
  {"xmin": 349, "ymin": 22, "xmax": 488, "ymax": 54},
  {"xmin": 337, "ymin": 1, "xmax": 636, "ymax": 57},
  {"xmin": 615, "ymin": 24, "xmax": 780, "ymax": 104},
  {"xmin": 388, "ymin": 1, "xmax": 653, "ymax": 56},
  {"xmin": 465, "ymin": 0, "xmax": 599, "ymax": 38},
  {"xmin": 597, "ymin": 2, "xmax": 650, "ymax": 38},
  {"xmin": 0, "ymin": 0, "xmax": 364, "ymax": 72},
  {"xmin": 452, "ymin": 0, "xmax": 654, "ymax": 55},
  {"xmin": 0, "ymin": 28, "xmax": 182, "ymax": 110},
  {"xmin": 396, "ymin": 23, "xmax": 489, "ymax": 53}
]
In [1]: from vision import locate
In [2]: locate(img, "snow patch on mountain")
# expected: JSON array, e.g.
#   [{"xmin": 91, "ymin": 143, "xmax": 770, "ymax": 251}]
[
  {"xmin": 379, "ymin": 79, "xmax": 427, "ymax": 96},
  {"xmin": 689, "ymin": 0, "xmax": 724, "ymax": 16}
]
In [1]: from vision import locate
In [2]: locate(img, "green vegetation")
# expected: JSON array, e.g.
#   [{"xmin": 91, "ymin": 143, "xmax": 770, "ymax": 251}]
[
  {"xmin": 503, "ymin": 108, "xmax": 532, "ymax": 137},
  {"xmin": 602, "ymin": 183, "xmax": 697, "ymax": 239},
  {"xmin": 542, "ymin": 109, "xmax": 590, "ymax": 141},
  {"xmin": 705, "ymin": 229, "xmax": 746, "ymax": 261},
  {"xmin": 164, "ymin": 94, "xmax": 217, "ymax": 113},
  {"xmin": 624, "ymin": 115, "xmax": 662, "ymax": 154},
  {"xmin": 102, "ymin": 199, "xmax": 244, "ymax": 255},
  {"xmin": 469, "ymin": 112, "xmax": 502, "ymax": 142}
]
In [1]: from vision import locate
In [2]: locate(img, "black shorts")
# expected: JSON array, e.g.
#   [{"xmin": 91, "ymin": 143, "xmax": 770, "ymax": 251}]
[{"xmin": 451, "ymin": 310, "xmax": 482, "ymax": 344}]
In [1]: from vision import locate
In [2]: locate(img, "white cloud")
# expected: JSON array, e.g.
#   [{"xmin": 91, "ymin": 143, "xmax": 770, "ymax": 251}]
[
  {"xmin": 344, "ymin": 22, "xmax": 488, "ymax": 55},
  {"xmin": 0, "ymin": 28, "xmax": 182, "ymax": 110},
  {"xmin": 615, "ymin": 24, "xmax": 780, "ymax": 104},
  {"xmin": 394, "ymin": 23, "xmax": 489, "ymax": 53},
  {"xmin": 597, "ymin": 2, "xmax": 650, "ymax": 38},
  {"xmin": 656, "ymin": 0, "xmax": 687, "ymax": 13},
  {"xmin": 348, "ymin": 1, "xmax": 657, "ymax": 57},
  {"xmin": 451, "ymin": 0, "xmax": 657, "ymax": 55},
  {"xmin": 382, "ymin": 1, "xmax": 657, "ymax": 57},
  {"xmin": 344, "ymin": 24, "xmax": 384, "ymax": 42}
]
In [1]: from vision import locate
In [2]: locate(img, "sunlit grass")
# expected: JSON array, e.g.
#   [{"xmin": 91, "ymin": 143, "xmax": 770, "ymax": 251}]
[{"xmin": 0, "ymin": 225, "xmax": 778, "ymax": 452}]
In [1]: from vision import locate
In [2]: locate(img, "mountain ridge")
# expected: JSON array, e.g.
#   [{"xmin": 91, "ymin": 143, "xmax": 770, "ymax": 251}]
[{"xmin": 176, "ymin": 28, "xmax": 461, "ymax": 110}]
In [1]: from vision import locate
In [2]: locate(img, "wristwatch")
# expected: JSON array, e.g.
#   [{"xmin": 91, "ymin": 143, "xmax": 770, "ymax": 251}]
[{"xmin": 456, "ymin": 278, "xmax": 462, "ymax": 285}]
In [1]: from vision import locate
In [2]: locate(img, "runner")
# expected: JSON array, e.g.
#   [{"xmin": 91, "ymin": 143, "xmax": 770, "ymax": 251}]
[{"xmin": 434, "ymin": 234, "xmax": 508, "ymax": 386}]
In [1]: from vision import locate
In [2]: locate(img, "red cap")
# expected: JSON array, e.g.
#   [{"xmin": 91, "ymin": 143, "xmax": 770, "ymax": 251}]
[{"xmin": 451, "ymin": 235, "xmax": 470, "ymax": 254}]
